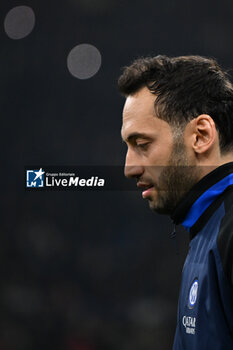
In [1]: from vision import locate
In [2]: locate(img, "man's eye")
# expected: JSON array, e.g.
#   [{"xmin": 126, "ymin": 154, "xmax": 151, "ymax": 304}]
[{"xmin": 137, "ymin": 143, "xmax": 150, "ymax": 149}]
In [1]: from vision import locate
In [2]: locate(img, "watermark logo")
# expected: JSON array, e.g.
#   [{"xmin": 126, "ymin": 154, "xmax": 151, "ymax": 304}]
[
  {"xmin": 26, "ymin": 168, "xmax": 45, "ymax": 188},
  {"xmin": 25, "ymin": 166, "xmax": 137, "ymax": 191}
]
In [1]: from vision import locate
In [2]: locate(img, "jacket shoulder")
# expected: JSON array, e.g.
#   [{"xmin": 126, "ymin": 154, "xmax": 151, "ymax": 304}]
[{"xmin": 217, "ymin": 188, "xmax": 233, "ymax": 287}]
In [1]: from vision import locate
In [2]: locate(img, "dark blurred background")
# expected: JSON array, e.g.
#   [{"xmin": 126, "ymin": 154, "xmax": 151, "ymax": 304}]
[{"xmin": 1, "ymin": 0, "xmax": 233, "ymax": 349}]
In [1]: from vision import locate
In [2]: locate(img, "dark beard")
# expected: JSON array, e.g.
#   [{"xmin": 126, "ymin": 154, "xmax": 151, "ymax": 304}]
[{"xmin": 150, "ymin": 141, "xmax": 201, "ymax": 215}]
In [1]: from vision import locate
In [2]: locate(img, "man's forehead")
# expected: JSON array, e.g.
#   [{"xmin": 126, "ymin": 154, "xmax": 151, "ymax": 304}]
[
  {"xmin": 121, "ymin": 113, "xmax": 155, "ymax": 140},
  {"xmin": 121, "ymin": 88, "xmax": 157, "ymax": 141},
  {"xmin": 123, "ymin": 87, "xmax": 156, "ymax": 118}
]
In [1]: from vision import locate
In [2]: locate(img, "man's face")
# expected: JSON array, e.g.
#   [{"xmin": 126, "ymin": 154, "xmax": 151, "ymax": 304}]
[{"xmin": 121, "ymin": 87, "xmax": 200, "ymax": 215}]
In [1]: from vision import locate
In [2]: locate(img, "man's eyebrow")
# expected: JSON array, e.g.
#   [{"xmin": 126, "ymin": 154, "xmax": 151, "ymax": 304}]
[{"xmin": 122, "ymin": 132, "xmax": 152, "ymax": 143}]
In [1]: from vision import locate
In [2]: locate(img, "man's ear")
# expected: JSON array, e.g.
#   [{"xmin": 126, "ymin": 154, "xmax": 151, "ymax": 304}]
[{"xmin": 191, "ymin": 114, "xmax": 217, "ymax": 154}]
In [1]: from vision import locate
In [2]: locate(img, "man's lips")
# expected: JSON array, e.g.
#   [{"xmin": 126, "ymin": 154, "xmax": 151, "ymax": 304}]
[{"xmin": 137, "ymin": 182, "xmax": 154, "ymax": 198}]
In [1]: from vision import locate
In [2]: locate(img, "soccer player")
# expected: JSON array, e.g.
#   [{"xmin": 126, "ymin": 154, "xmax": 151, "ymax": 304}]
[{"xmin": 118, "ymin": 55, "xmax": 233, "ymax": 350}]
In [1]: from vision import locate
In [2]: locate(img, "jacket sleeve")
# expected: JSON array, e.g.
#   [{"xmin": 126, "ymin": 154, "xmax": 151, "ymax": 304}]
[{"xmin": 217, "ymin": 208, "xmax": 233, "ymax": 288}]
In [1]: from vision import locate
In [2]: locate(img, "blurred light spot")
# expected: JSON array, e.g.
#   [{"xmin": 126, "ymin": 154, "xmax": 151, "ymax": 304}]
[
  {"xmin": 67, "ymin": 44, "xmax": 102, "ymax": 79},
  {"xmin": 4, "ymin": 6, "xmax": 35, "ymax": 40}
]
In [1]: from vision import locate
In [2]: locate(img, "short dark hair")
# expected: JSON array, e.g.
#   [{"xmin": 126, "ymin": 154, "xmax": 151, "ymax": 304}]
[{"xmin": 118, "ymin": 55, "xmax": 233, "ymax": 154}]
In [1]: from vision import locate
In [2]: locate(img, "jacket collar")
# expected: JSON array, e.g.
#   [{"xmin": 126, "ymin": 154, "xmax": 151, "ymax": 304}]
[{"xmin": 171, "ymin": 162, "xmax": 233, "ymax": 236}]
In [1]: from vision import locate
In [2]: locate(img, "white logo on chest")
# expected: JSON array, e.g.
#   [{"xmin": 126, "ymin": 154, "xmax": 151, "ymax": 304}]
[
  {"xmin": 188, "ymin": 279, "xmax": 198, "ymax": 308},
  {"xmin": 182, "ymin": 316, "xmax": 196, "ymax": 335}
]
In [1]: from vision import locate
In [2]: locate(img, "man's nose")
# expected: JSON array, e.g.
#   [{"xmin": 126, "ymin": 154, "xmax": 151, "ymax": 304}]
[{"xmin": 124, "ymin": 151, "xmax": 144, "ymax": 178}]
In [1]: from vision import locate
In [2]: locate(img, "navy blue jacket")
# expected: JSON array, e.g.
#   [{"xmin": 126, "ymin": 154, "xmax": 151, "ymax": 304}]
[{"xmin": 171, "ymin": 162, "xmax": 233, "ymax": 350}]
